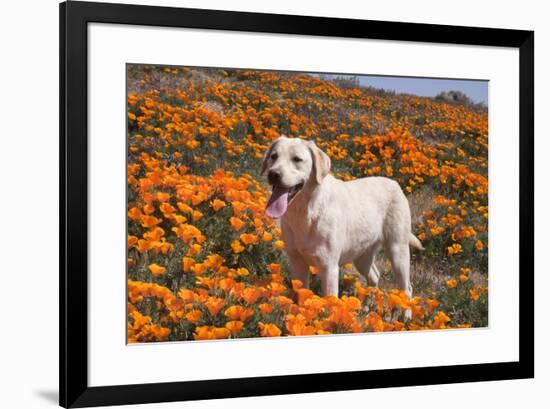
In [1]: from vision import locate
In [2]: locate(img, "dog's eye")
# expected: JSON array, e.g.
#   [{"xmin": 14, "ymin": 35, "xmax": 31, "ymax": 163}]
[
  {"xmin": 292, "ymin": 156, "xmax": 303, "ymax": 163},
  {"xmin": 270, "ymin": 153, "xmax": 278, "ymax": 161}
]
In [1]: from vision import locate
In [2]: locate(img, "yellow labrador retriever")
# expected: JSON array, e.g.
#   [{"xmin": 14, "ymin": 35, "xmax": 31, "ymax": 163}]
[{"xmin": 262, "ymin": 136, "xmax": 423, "ymax": 313}]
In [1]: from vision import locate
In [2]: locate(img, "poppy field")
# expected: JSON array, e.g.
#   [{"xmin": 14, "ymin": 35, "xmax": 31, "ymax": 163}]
[{"xmin": 127, "ymin": 65, "xmax": 489, "ymax": 343}]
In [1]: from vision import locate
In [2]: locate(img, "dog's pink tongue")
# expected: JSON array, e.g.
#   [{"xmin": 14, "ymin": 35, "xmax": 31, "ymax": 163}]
[{"xmin": 266, "ymin": 186, "xmax": 290, "ymax": 219}]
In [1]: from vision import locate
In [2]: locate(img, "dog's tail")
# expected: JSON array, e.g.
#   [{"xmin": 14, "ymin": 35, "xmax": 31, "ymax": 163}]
[{"xmin": 409, "ymin": 233, "xmax": 425, "ymax": 251}]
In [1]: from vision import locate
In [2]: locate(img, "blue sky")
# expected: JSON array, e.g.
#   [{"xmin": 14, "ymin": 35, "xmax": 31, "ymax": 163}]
[{"xmin": 312, "ymin": 73, "xmax": 488, "ymax": 104}]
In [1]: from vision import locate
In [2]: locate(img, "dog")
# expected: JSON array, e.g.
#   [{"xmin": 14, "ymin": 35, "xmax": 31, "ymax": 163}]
[{"xmin": 262, "ymin": 136, "xmax": 423, "ymax": 315}]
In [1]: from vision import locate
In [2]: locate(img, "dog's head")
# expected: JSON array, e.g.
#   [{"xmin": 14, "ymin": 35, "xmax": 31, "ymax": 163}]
[{"xmin": 261, "ymin": 136, "xmax": 331, "ymax": 218}]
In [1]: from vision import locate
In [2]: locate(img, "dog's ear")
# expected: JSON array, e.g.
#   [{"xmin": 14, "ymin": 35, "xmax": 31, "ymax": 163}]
[
  {"xmin": 261, "ymin": 138, "xmax": 282, "ymax": 175},
  {"xmin": 308, "ymin": 141, "xmax": 331, "ymax": 184}
]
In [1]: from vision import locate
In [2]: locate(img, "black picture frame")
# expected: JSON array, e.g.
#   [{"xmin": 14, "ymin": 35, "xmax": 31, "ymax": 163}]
[{"xmin": 60, "ymin": 1, "xmax": 534, "ymax": 407}]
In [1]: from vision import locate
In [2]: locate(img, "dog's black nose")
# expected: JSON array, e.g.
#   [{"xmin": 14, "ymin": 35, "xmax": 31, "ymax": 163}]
[{"xmin": 268, "ymin": 170, "xmax": 281, "ymax": 185}]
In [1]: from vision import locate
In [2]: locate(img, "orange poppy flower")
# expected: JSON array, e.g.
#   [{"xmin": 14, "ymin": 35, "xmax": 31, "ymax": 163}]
[
  {"xmin": 177, "ymin": 202, "xmax": 193, "ymax": 214},
  {"xmin": 432, "ymin": 311, "xmax": 451, "ymax": 329},
  {"xmin": 205, "ymin": 297, "xmax": 226, "ymax": 317},
  {"xmin": 186, "ymin": 244, "xmax": 202, "ymax": 257},
  {"xmin": 182, "ymin": 257, "xmax": 195, "ymax": 272},
  {"xmin": 229, "ymin": 217, "xmax": 245, "ymax": 231},
  {"xmin": 211, "ymin": 199, "xmax": 226, "ymax": 211},
  {"xmin": 274, "ymin": 240, "xmax": 285, "ymax": 250},
  {"xmin": 225, "ymin": 320, "xmax": 244, "ymax": 335},
  {"xmin": 128, "ymin": 207, "xmax": 141, "ymax": 220},
  {"xmin": 341, "ymin": 296, "xmax": 362, "ymax": 310},
  {"xmin": 291, "ymin": 279, "xmax": 303, "ymax": 291},
  {"xmin": 143, "ymin": 227, "xmax": 164, "ymax": 241},
  {"xmin": 258, "ymin": 303, "xmax": 274, "ymax": 315},
  {"xmin": 446, "ymin": 279, "xmax": 458, "ymax": 289},
  {"xmin": 259, "ymin": 322, "xmax": 282, "ymax": 337},
  {"xmin": 148, "ymin": 263, "xmax": 166, "ymax": 276},
  {"xmin": 127, "ymin": 235, "xmax": 138, "ymax": 247},
  {"xmin": 285, "ymin": 316, "xmax": 316, "ymax": 336},
  {"xmin": 295, "ymin": 288, "xmax": 314, "ymax": 306},
  {"xmin": 240, "ymin": 233, "xmax": 258, "ymax": 245},
  {"xmin": 224, "ymin": 305, "xmax": 254, "ymax": 321},
  {"xmin": 231, "ymin": 201, "xmax": 247, "ymax": 216},
  {"xmin": 204, "ymin": 254, "xmax": 225, "ymax": 271},
  {"xmin": 178, "ymin": 288, "xmax": 195, "ymax": 303},
  {"xmin": 193, "ymin": 326, "xmax": 230, "ymax": 340},
  {"xmin": 268, "ymin": 263, "xmax": 281, "ymax": 275},
  {"xmin": 156, "ymin": 192, "xmax": 171, "ymax": 202},
  {"xmin": 191, "ymin": 210, "xmax": 203, "ymax": 221},
  {"xmin": 141, "ymin": 215, "xmax": 161, "ymax": 228},
  {"xmin": 475, "ymin": 240, "xmax": 484, "ymax": 251},
  {"xmin": 365, "ymin": 311, "xmax": 385, "ymax": 332},
  {"xmin": 241, "ymin": 287, "xmax": 263, "ymax": 304},
  {"xmin": 191, "ymin": 191, "xmax": 208, "ymax": 206},
  {"xmin": 190, "ymin": 262, "xmax": 208, "ymax": 276},
  {"xmin": 236, "ymin": 268, "xmax": 249, "ymax": 277},
  {"xmin": 142, "ymin": 203, "xmax": 155, "ymax": 215},
  {"xmin": 269, "ymin": 282, "xmax": 286, "ymax": 297},
  {"xmin": 447, "ymin": 243, "xmax": 463, "ymax": 255},
  {"xmin": 231, "ymin": 240, "xmax": 245, "ymax": 254},
  {"xmin": 219, "ymin": 278, "xmax": 236, "ymax": 292},
  {"xmin": 426, "ymin": 298, "xmax": 440, "ymax": 312},
  {"xmin": 185, "ymin": 310, "xmax": 202, "ymax": 324}
]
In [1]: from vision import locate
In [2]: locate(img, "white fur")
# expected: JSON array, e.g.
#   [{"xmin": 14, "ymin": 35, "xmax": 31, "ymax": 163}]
[{"xmin": 263, "ymin": 137, "xmax": 422, "ymax": 317}]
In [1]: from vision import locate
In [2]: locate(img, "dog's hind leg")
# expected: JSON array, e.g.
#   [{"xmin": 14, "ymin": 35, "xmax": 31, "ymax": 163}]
[
  {"xmin": 386, "ymin": 242, "xmax": 413, "ymax": 320},
  {"xmin": 368, "ymin": 263, "xmax": 381, "ymax": 287},
  {"xmin": 354, "ymin": 246, "xmax": 381, "ymax": 287}
]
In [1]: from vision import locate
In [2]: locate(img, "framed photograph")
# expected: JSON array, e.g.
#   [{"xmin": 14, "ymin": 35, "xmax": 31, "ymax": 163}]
[{"xmin": 60, "ymin": 1, "xmax": 534, "ymax": 407}]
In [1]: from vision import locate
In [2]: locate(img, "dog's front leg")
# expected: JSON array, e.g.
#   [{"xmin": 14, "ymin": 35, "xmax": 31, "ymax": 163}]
[
  {"xmin": 318, "ymin": 262, "xmax": 339, "ymax": 297},
  {"xmin": 286, "ymin": 249, "xmax": 310, "ymax": 289}
]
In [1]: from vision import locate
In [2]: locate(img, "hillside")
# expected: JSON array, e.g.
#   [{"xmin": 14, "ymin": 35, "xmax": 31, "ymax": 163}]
[{"xmin": 126, "ymin": 65, "xmax": 488, "ymax": 342}]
